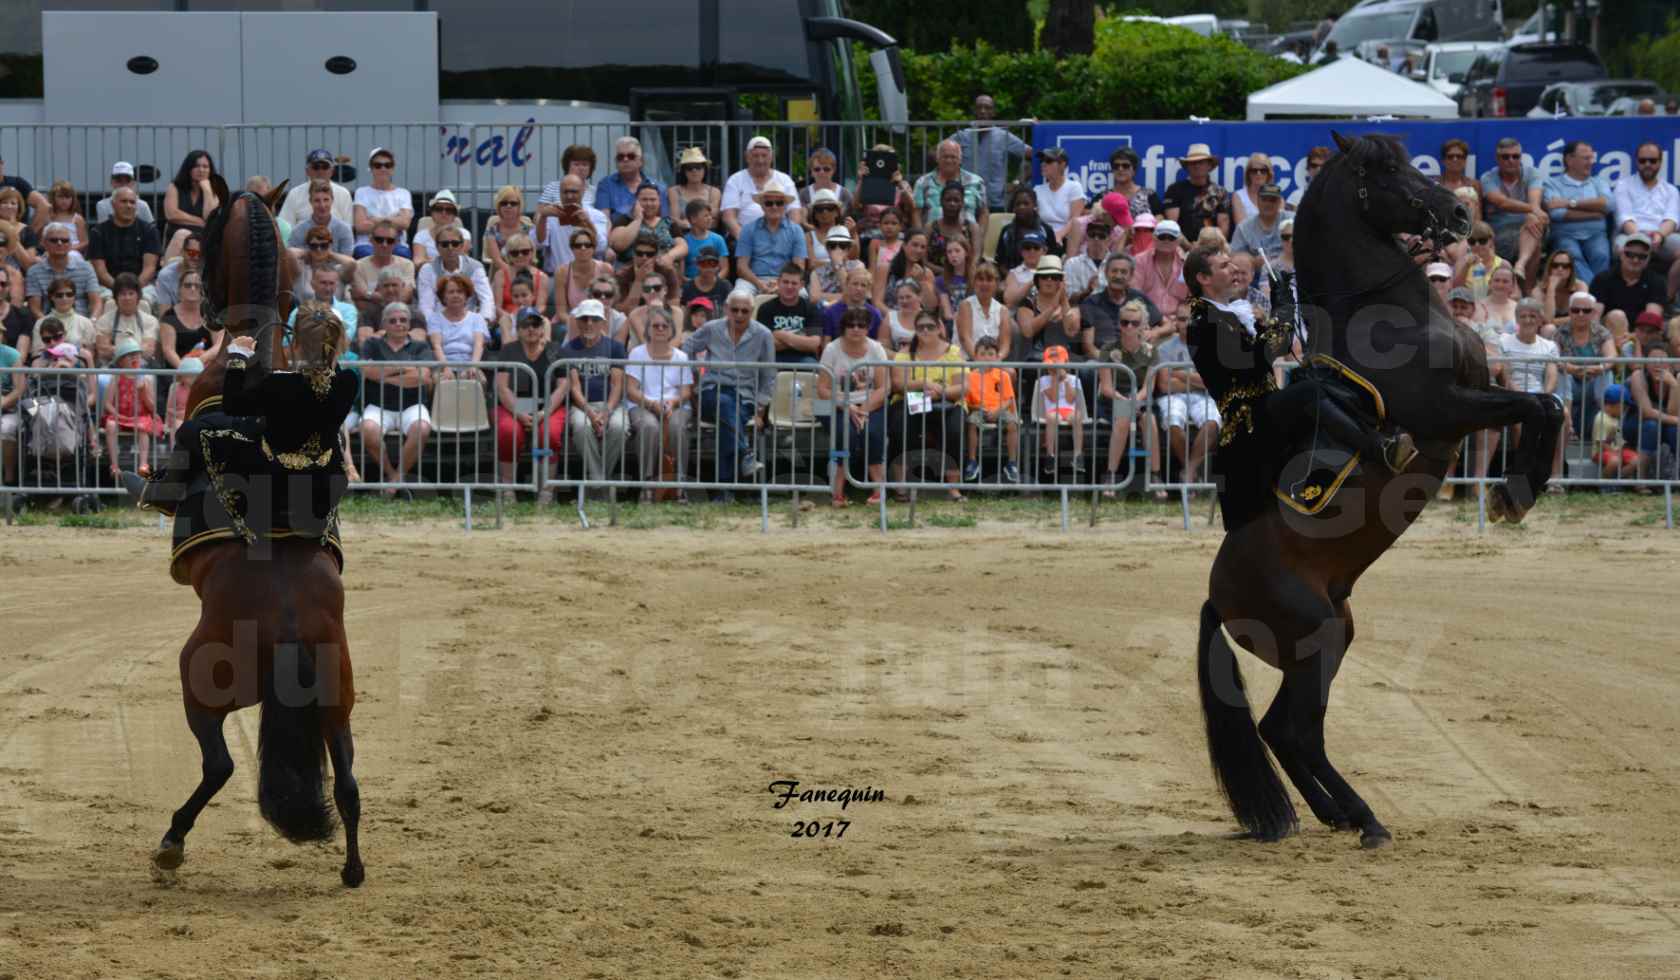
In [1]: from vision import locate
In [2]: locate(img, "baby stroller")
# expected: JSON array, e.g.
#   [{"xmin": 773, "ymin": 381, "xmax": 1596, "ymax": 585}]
[{"xmin": 14, "ymin": 363, "xmax": 101, "ymax": 514}]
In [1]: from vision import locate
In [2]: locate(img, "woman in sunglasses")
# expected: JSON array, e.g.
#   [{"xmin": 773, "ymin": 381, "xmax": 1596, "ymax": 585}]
[
  {"xmin": 481, "ymin": 185, "xmax": 532, "ymax": 272},
  {"xmin": 1229, "ymin": 152, "xmax": 1273, "ymax": 227},
  {"xmin": 411, "ymin": 190, "xmax": 470, "ymax": 265},
  {"xmin": 612, "ymin": 229, "xmax": 678, "ymax": 316},
  {"xmin": 292, "ymin": 226, "xmax": 346, "ymax": 303},
  {"xmin": 557, "ymin": 229, "xmax": 604, "ymax": 314},
  {"xmin": 1532, "ymin": 249, "xmax": 1590, "ymax": 327},
  {"xmin": 32, "ymin": 276, "xmax": 96, "ymax": 356},
  {"xmin": 624, "ymin": 268, "xmax": 683, "ymax": 348},
  {"xmin": 351, "ymin": 147, "xmax": 414, "ymax": 260},
  {"xmin": 490, "ymin": 232, "xmax": 549, "ymax": 319},
  {"xmin": 667, "ymin": 147, "xmax": 721, "ymax": 233}
]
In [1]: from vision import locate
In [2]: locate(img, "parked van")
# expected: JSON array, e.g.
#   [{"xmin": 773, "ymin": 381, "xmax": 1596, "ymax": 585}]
[{"xmin": 1313, "ymin": 0, "xmax": 1503, "ymax": 62}]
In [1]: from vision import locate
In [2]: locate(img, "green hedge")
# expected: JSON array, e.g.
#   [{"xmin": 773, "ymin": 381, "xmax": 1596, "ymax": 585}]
[{"xmin": 862, "ymin": 19, "xmax": 1308, "ymax": 122}]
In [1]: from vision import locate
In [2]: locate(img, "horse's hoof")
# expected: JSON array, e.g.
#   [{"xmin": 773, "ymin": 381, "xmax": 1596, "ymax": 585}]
[
  {"xmin": 152, "ymin": 840, "xmax": 184, "ymax": 871},
  {"xmin": 341, "ymin": 861, "xmax": 365, "ymax": 888},
  {"xmin": 1359, "ymin": 828, "xmax": 1394, "ymax": 850}
]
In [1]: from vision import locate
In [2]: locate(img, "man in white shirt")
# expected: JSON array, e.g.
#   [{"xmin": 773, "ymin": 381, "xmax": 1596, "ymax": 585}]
[
  {"xmin": 720, "ymin": 136, "xmax": 801, "ymax": 240},
  {"xmin": 1034, "ymin": 145, "xmax": 1086, "ymax": 252},
  {"xmin": 537, "ymin": 174, "xmax": 611, "ymax": 274},
  {"xmin": 93, "ymin": 162, "xmax": 155, "ymax": 225},
  {"xmin": 1614, "ymin": 141, "xmax": 1680, "ymax": 262},
  {"xmin": 415, "ymin": 228, "xmax": 493, "ymax": 320},
  {"xmin": 278, "ymin": 149, "xmax": 353, "ymax": 228}
]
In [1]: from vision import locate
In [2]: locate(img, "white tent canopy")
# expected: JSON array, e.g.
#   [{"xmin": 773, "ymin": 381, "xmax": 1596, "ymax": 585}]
[{"xmin": 1247, "ymin": 57, "xmax": 1458, "ymax": 121}]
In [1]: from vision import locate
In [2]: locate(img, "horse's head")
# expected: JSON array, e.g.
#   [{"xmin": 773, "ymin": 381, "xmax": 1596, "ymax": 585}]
[{"xmin": 1326, "ymin": 131, "xmax": 1470, "ymax": 253}]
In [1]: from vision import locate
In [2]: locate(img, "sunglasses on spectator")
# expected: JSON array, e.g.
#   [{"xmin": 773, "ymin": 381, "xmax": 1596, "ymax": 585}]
[
  {"xmin": 572, "ymin": 239, "xmax": 594, "ymax": 250},
  {"xmin": 1638, "ymin": 156, "xmax": 1661, "ymax": 165},
  {"xmin": 1550, "ymin": 260, "xmax": 1571, "ymax": 269},
  {"xmin": 727, "ymin": 305, "xmax": 753, "ymax": 315},
  {"xmin": 370, "ymin": 160, "xmax": 393, "ymax": 170},
  {"xmin": 373, "ymin": 235, "xmax": 397, "ymax": 245},
  {"xmin": 497, "ymin": 200, "xmax": 519, "ymax": 208},
  {"xmin": 1469, "ymin": 236, "xmax": 1490, "ymax": 245},
  {"xmin": 51, "ymin": 290, "xmax": 75, "ymax": 298},
  {"xmin": 616, "ymin": 153, "xmax": 640, "ymax": 161},
  {"xmin": 1036, "ymin": 273, "xmax": 1063, "ymax": 281},
  {"xmin": 681, "ymin": 164, "xmax": 705, "ymax": 172},
  {"xmin": 590, "ymin": 290, "xmax": 614, "ymax": 300},
  {"xmin": 1497, "ymin": 152, "xmax": 1522, "ymax": 161},
  {"xmin": 506, "ymin": 247, "xmax": 532, "ymax": 257},
  {"xmin": 1022, "ymin": 242, "xmax": 1044, "ymax": 251},
  {"xmin": 41, "ymin": 333, "xmax": 64, "ymax": 342},
  {"xmin": 1428, "ymin": 274, "xmax": 1449, "ymax": 282},
  {"xmin": 635, "ymin": 249, "xmax": 657, "ymax": 258},
  {"xmin": 644, "ymin": 282, "xmax": 665, "ymax": 291},
  {"xmin": 1625, "ymin": 250, "xmax": 1650, "ymax": 260},
  {"xmin": 843, "ymin": 322, "xmax": 869, "ymax": 330},
  {"xmin": 308, "ymin": 242, "xmax": 330, "ymax": 251},
  {"xmin": 432, "ymin": 204, "xmax": 457, "ymax": 213},
  {"xmin": 1570, "ymin": 306, "xmax": 1594, "ymax": 314},
  {"xmin": 763, "ymin": 201, "xmax": 786, "ymax": 209},
  {"xmin": 46, "ymin": 237, "xmax": 70, "ymax": 245},
  {"xmin": 437, "ymin": 239, "xmax": 463, "ymax": 248},
  {"xmin": 1119, "ymin": 318, "xmax": 1143, "ymax": 327},
  {"xmin": 1443, "ymin": 152, "xmax": 1466, "ymax": 160},
  {"xmin": 914, "ymin": 321, "xmax": 941, "ymax": 332},
  {"xmin": 1248, "ymin": 166, "xmax": 1270, "ymax": 174},
  {"xmin": 1281, "ymin": 233, "xmax": 1293, "ymax": 242},
  {"xmin": 308, "ymin": 162, "xmax": 332, "ymax": 170}
]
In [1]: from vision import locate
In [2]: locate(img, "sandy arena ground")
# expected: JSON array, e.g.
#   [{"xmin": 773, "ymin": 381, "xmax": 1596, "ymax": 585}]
[{"xmin": 1, "ymin": 506, "xmax": 1677, "ymax": 979}]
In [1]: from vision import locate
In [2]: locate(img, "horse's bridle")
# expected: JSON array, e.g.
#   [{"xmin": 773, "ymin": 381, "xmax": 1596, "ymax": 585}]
[{"xmin": 1353, "ymin": 163, "xmax": 1455, "ymax": 260}]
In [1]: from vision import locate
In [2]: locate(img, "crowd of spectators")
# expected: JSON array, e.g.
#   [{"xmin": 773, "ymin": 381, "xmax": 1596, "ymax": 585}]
[{"xmin": 5, "ymin": 107, "xmax": 1680, "ymax": 501}]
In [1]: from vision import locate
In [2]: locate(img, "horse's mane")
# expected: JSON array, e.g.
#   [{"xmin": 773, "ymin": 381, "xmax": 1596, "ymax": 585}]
[
  {"xmin": 1331, "ymin": 132, "xmax": 1408, "ymax": 169},
  {"xmin": 203, "ymin": 191, "xmax": 280, "ymax": 322}
]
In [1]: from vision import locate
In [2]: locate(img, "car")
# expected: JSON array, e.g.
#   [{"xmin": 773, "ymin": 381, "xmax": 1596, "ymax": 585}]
[
  {"xmin": 1311, "ymin": 0, "xmax": 1503, "ymax": 63},
  {"xmin": 1526, "ymin": 79, "xmax": 1668, "ymax": 117},
  {"xmin": 1411, "ymin": 41, "xmax": 1504, "ymax": 102},
  {"xmin": 1457, "ymin": 42, "xmax": 1606, "ymax": 118}
]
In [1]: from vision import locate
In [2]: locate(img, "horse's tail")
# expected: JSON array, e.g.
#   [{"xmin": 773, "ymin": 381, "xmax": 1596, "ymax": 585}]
[
  {"xmin": 1196, "ymin": 600, "xmax": 1297, "ymax": 840},
  {"xmin": 258, "ymin": 639, "xmax": 336, "ymax": 844}
]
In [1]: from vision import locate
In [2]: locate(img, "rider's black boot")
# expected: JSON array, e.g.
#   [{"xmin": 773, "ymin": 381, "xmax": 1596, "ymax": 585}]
[{"xmin": 123, "ymin": 450, "xmax": 191, "ymax": 515}]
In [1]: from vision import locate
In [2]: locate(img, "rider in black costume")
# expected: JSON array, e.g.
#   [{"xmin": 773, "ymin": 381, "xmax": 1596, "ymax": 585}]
[
  {"xmin": 1184, "ymin": 245, "xmax": 1414, "ymax": 529},
  {"xmin": 122, "ymin": 303, "xmax": 358, "ymax": 538}
]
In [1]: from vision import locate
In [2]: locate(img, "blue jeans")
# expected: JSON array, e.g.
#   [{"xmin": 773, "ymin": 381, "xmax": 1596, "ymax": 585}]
[
  {"xmin": 1552, "ymin": 229, "xmax": 1611, "ymax": 281},
  {"xmin": 352, "ymin": 243, "xmax": 413, "ymax": 260},
  {"xmin": 699, "ymin": 385, "xmax": 754, "ymax": 482},
  {"xmin": 1622, "ymin": 413, "xmax": 1678, "ymax": 455},
  {"xmin": 836, "ymin": 405, "xmax": 887, "ymax": 472}
]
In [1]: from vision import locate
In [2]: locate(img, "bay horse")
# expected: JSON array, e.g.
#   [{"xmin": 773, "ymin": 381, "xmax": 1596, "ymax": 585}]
[
  {"xmin": 151, "ymin": 186, "xmax": 365, "ymax": 887},
  {"xmin": 1196, "ymin": 132, "xmax": 1564, "ymax": 849}
]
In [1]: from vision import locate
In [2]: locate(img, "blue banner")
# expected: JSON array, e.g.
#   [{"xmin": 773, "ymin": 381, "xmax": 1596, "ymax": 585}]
[{"xmin": 1030, "ymin": 117, "xmax": 1680, "ymax": 200}]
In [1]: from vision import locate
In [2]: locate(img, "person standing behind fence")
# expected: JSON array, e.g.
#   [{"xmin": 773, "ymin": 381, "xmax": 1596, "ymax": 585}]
[
  {"xmin": 626, "ymin": 307, "xmax": 694, "ymax": 502},
  {"xmin": 818, "ymin": 305, "xmax": 890, "ymax": 507},
  {"xmin": 952, "ymin": 94, "xmax": 1032, "ymax": 213},
  {"xmin": 562, "ymin": 299, "xmax": 629, "ymax": 485},
  {"xmin": 682, "ymin": 287, "xmax": 776, "ymax": 500},
  {"xmin": 493, "ymin": 306, "xmax": 565, "ymax": 507}
]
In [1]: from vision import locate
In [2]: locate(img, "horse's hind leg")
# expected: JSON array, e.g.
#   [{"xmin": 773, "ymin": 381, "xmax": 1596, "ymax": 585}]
[
  {"xmin": 324, "ymin": 717, "xmax": 364, "ymax": 887},
  {"xmin": 154, "ymin": 702, "xmax": 233, "ymax": 871},
  {"xmin": 1258, "ymin": 689, "xmax": 1351, "ymax": 830}
]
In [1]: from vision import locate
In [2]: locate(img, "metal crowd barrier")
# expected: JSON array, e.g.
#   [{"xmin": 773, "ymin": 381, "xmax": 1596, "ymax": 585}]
[{"xmin": 538, "ymin": 357, "xmax": 837, "ymax": 530}]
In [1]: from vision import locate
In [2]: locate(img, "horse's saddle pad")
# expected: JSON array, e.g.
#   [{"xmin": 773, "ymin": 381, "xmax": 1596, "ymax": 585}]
[
  {"xmin": 1274, "ymin": 357, "xmax": 1387, "ymax": 517},
  {"xmin": 169, "ymin": 471, "xmax": 343, "ymax": 585}
]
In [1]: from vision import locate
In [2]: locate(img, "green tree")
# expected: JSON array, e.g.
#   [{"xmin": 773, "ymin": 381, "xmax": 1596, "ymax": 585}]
[{"xmin": 1043, "ymin": 0, "xmax": 1096, "ymax": 55}]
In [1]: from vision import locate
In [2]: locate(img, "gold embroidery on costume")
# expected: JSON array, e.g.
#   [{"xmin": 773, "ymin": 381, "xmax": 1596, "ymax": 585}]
[
  {"xmin": 199, "ymin": 426, "xmax": 257, "ymax": 545},
  {"xmin": 307, "ymin": 367, "xmax": 333, "ymax": 399},
  {"xmin": 1216, "ymin": 379, "xmax": 1274, "ymax": 446},
  {"xmin": 264, "ymin": 432, "xmax": 332, "ymax": 470}
]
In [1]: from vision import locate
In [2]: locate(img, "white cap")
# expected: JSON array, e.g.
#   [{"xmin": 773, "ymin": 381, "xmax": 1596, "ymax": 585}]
[
  {"xmin": 367, "ymin": 146, "xmax": 392, "ymax": 163},
  {"xmin": 1154, "ymin": 219, "xmax": 1182, "ymax": 239},
  {"xmin": 824, "ymin": 225, "xmax": 854, "ymax": 245},
  {"xmin": 570, "ymin": 299, "xmax": 606, "ymax": 320},
  {"xmin": 1569, "ymin": 290, "xmax": 1595, "ymax": 308},
  {"xmin": 1425, "ymin": 262, "xmax": 1453, "ymax": 279},
  {"xmin": 745, "ymin": 136, "xmax": 773, "ymax": 152},
  {"xmin": 110, "ymin": 161, "xmax": 135, "ymax": 178}
]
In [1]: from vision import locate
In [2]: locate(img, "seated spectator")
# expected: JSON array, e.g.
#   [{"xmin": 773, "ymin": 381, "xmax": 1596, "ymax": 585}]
[
  {"xmin": 1426, "ymin": 261, "xmax": 1454, "ymax": 306},
  {"xmin": 803, "ymin": 188, "xmax": 847, "ymax": 272},
  {"xmin": 1543, "ymin": 140, "xmax": 1612, "ymax": 281},
  {"xmin": 1230, "ymin": 183, "xmax": 1287, "ymax": 261},
  {"xmin": 994, "ymin": 186, "xmax": 1063, "ymax": 272},
  {"xmin": 0, "ymin": 318, "xmax": 22, "ymax": 485},
  {"xmin": 798, "ymin": 147, "xmax": 853, "ymax": 220},
  {"xmin": 1102, "ymin": 146, "xmax": 1164, "ymax": 220},
  {"xmin": 1621, "ymin": 340, "xmax": 1679, "ymax": 479},
  {"xmin": 820, "ymin": 264, "xmax": 882, "ymax": 346},
  {"xmin": 1081, "ymin": 254, "xmax": 1161, "ymax": 357},
  {"xmin": 1455, "ymin": 221, "xmax": 1508, "ymax": 300},
  {"xmin": 614, "ymin": 231, "xmax": 679, "ymax": 315},
  {"xmin": 928, "ymin": 182, "xmax": 981, "ymax": 284},
  {"xmin": 1155, "ymin": 306, "xmax": 1218, "ymax": 481},
  {"xmin": 684, "ymin": 296, "xmax": 713, "ymax": 336},
  {"xmin": 161, "ymin": 150, "xmax": 221, "ymax": 251},
  {"xmin": 873, "ymin": 228, "xmax": 937, "ymax": 315},
  {"xmin": 411, "ymin": 190, "xmax": 471, "ymax": 265},
  {"xmin": 497, "ymin": 275, "xmax": 547, "ymax": 347},
  {"xmin": 95, "ymin": 162, "xmax": 154, "ymax": 226},
  {"xmin": 95, "ymin": 273, "xmax": 160, "ymax": 364},
  {"xmin": 291, "ymin": 225, "xmax": 348, "ymax": 305},
  {"xmin": 1480, "ymin": 265, "xmax": 1521, "ymax": 337},
  {"xmin": 1016, "ymin": 255, "xmax": 1085, "ymax": 365},
  {"xmin": 37, "ymin": 180, "xmax": 88, "ymax": 255},
  {"xmin": 596, "ymin": 137, "xmax": 666, "ymax": 223},
  {"xmin": 352, "ymin": 220, "xmax": 417, "ymax": 325},
  {"xmin": 960, "ymin": 334, "xmax": 1021, "ymax": 483},
  {"xmin": 914, "ymin": 139, "xmax": 987, "ymax": 228},
  {"xmin": 682, "ymin": 287, "xmax": 777, "ymax": 497},
  {"xmin": 934, "ymin": 237, "xmax": 972, "ymax": 319},
  {"xmin": 1554, "ymin": 291, "xmax": 1616, "ymax": 436},
  {"xmin": 150, "ymin": 232, "xmax": 203, "ymax": 318},
  {"xmin": 493, "ymin": 305, "xmax": 565, "ymax": 505},
  {"xmin": 0, "ymin": 269, "xmax": 31, "ymax": 361},
  {"xmin": 867, "ymin": 207, "xmax": 906, "ymax": 271},
  {"xmin": 1163, "ymin": 144, "xmax": 1230, "ymax": 240},
  {"xmin": 756, "ymin": 263, "xmax": 822, "ymax": 364},
  {"xmin": 99, "ymin": 338, "xmax": 159, "ymax": 479},
  {"xmin": 357, "ymin": 302, "xmax": 434, "ymax": 497},
  {"xmin": 1291, "ymin": 146, "xmax": 1327, "ymax": 209},
  {"xmin": 352, "ymin": 147, "xmax": 414, "ymax": 260},
  {"xmin": 538, "ymin": 175, "xmax": 611, "ymax": 276},
  {"xmin": 680, "ymin": 245, "xmax": 732, "ymax": 312},
  {"xmin": 1034, "ymin": 345, "xmax": 1086, "ymax": 479},
  {"xmin": 721, "ymin": 136, "xmax": 801, "ymax": 240},
  {"xmin": 1501, "ymin": 297, "xmax": 1560, "ymax": 403},
  {"xmin": 889, "ymin": 310, "xmax": 967, "ymax": 498},
  {"xmin": 1064, "ymin": 215, "xmax": 1113, "ymax": 303},
  {"xmin": 288, "ymin": 179, "xmax": 355, "ymax": 262},
  {"xmin": 1231, "ymin": 252, "xmax": 1270, "ymax": 319},
  {"xmin": 0, "ymin": 188, "xmax": 37, "ymax": 306},
  {"xmin": 1230, "ymin": 152, "xmax": 1273, "ymax": 226},
  {"xmin": 955, "ymin": 259, "xmax": 1008, "ymax": 359},
  {"xmin": 491, "ymin": 233, "xmax": 549, "ymax": 319},
  {"xmin": 32, "ymin": 275, "xmax": 97, "ymax": 353},
  {"xmin": 1594, "ymin": 383, "xmax": 1638, "ymax": 479},
  {"xmin": 1589, "ymin": 234, "xmax": 1666, "ymax": 341},
  {"xmin": 817, "ymin": 305, "xmax": 890, "ymax": 506},
  {"xmin": 1531, "ymin": 250, "xmax": 1591, "ymax": 327},
  {"xmin": 538, "ymin": 143, "xmax": 599, "ymax": 220},
  {"xmin": 244, "ymin": 175, "xmax": 291, "ymax": 244},
  {"xmin": 279, "ymin": 148, "xmax": 352, "ymax": 228},
  {"xmin": 562, "ymin": 298, "xmax": 629, "ymax": 482},
  {"xmin": 416, "ymin": 226, "xmax": 493, "ymax": 320},
  {"xmin": 735, "ymin": 186, "xmax": 806, "ymax": 292},
  {"xmin": 1434, "ymin": 138, "xmax": 1479, "ymax": 213},
  {"xmin": 289, "ymin": 264, "xmax": 359, "ymax": 347},
  {"xmin": 1134, "ymin": 219, "xmax": 1187, "ymax": 337},
  {"xmin": 1615, "ymin": 142, "xmax": 1680, "ymax": 268},
  {"xmin": 609, "ymin": 184, "xmax": 685, "ymax": 275},
  {"xmin": 1095, "ymin": 299, "xmax": 1165, "ymax": 498},
  {"xmin": 426, "ymin": 273, "xmax": 491, "ymax": 378},
  {"xmin": 88, "ymin": 186, "xmax": 161, "ymax": 293},
  {"xmin": 1002, "ymin": 232, "xmax": 1048, "ymax": 308},
  {"xmin": 625, "ymin": 307, "xmax": 694, "ymax": 500},
  {"xmin": 480, "ymin": 185, "xmax": 532, "ymax": 272},
  {"xmin": 159, "ymin": 269, "xmax": 216, "ymax": 384},
  {"xmin": 162, "ymin": 351, "xmax": 202, "ymax": 441},
  {"xmin": 812, "ymin": 227, "xmax": 862, "ymax": 304},
  {"xmin": 681, "ymin": 200, "xmax": 730, "ymax": 281},
  {"xmin": 880, "ymin": 279, "xmax": 929, "ymax": 353},
  {"xmin": 0, "ymin": 155, "xmax": 49, "ymax": 229},
  {"xmin": 27, "ymin": 224, "xmax": 102, "ymax": 319},
  {"xmin": 623, "ymin": 266, "xmax": 682, "ymax": 348},
  {"xmin": 1479, "ymin": 137, "xmax": 1547, "ymax": 286},
  {"xmin": 668, "ymin": 147, "xmax": 721, "ymax": 234}
]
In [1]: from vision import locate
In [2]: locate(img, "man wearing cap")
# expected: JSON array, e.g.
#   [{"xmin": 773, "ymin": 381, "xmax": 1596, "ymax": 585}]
[
  {"xmin": 279, "ymin": 149, "xmax": 353, "ymax": 228},
  {"xmin": 1615, "ymin": 142, "xmax": 1680, "ymax": 266},
  {"xmin": 721, "ymin": 137, "xmax": 800, "ymax": 241},
  {"xmin": 1426, "ymin": 261, "xmax": 1454, "ymax": 306},
  {"xmin": 1034, "ymin": 146, "xmax": 1087, "ymax": 250},
  {"xmin": 1589, "ymin": 233, "xmax": 1666, "ymax": 340},
  {"xmin": 994, "ymin": 186, "xmax": 1062, "ymax": 273},
  {"xmin": 951, "ymin": 93, "xmax": 1033, "ymax": 212},
  {"xmin": 88, "ymin": 186, "xmax": 161, "ymax": 292},
  {"xmin": 1064, "ymin": 214, "xmax": 1115, "ymax": 303},
  {"xmin": 562, "ymin": 298, "xmax": 630, "ymax": 484},
  {"xmin": 681, "ymin": 245, "xmax": 733, "ymax": 311},
  {"xmin": 1230, "ymin": 183, "xmax": 1287, "ymax": 262},
  {"xmin": 1163, "ymin": 144, "xmax": 1230, "ymax": 240},
  {"xmin": 1134, "ymin": 218, "xmax": 1188, "ymax": 332},
  {"xmin": 734, "ymin": 185, "xmax": 806, "ymax": 293},
  {"xmin": 682, "ymin": 287, "xmax": 777, "ymax": 496},
  {"xmin": 1479, "ymin": 137, "xmax": 1548, "ymax": 287},
  {"xmin": 95, "ymin": 163, "xmax": 155, "ymax": 226},
  {"xmin": 912, "ymin": 140, "xmax": 986, "ymax": 228},
  {"xmin": 536, "ymin": 174, "xmax": 610, "ymax": 272},
  {"xmin": 595, "ymin": 137, "xmax": 667, "ymax": 222}
]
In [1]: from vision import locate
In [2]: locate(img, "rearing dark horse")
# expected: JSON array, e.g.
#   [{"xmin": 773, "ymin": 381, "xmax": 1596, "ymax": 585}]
[
  {"xmin": 151, "ymin": 186, "xmax": 365, "ymax": 887},
  {"xmin": 1196, "ymin": 132, "xmax": 1564, "ymax": 848}
]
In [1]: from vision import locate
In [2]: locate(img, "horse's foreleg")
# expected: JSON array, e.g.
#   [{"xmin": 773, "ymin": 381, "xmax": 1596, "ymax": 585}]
[
  {"xmin": 1431, "ymin": 386, "xmax": 1562, "ymax": 520},
  {"xmin": 154, "ymin": 702, "xmax": 233, "ymax": 871},
  {"xmin": 325, "ymin": 716, "xmax": 363, "ymax": 888}
]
